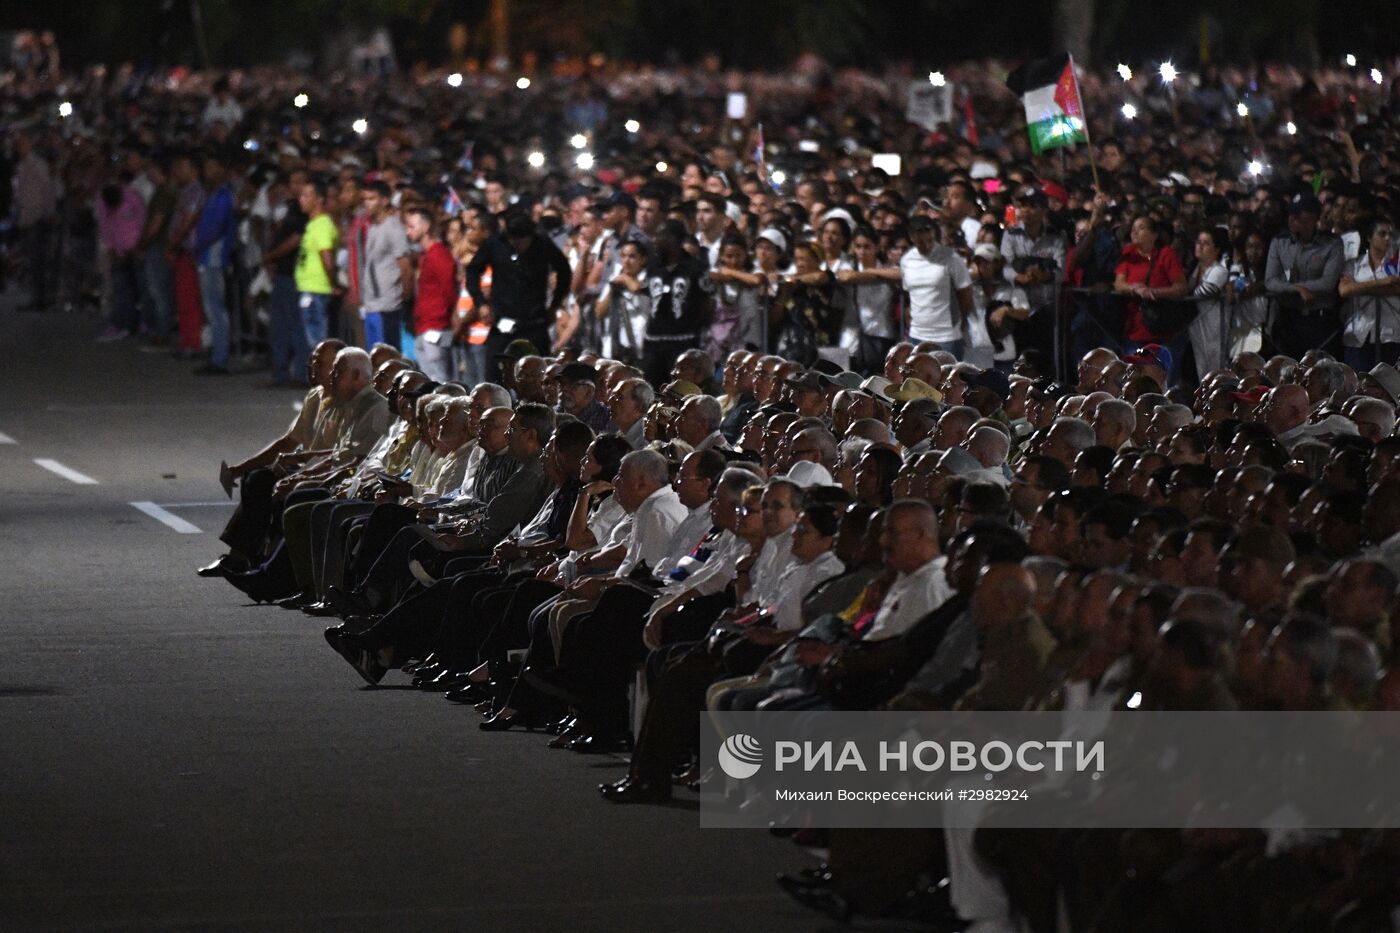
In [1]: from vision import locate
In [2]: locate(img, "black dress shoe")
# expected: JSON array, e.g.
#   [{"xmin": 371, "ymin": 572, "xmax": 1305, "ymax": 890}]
[
  {"xmin": 299, "ymin": 600, "xmax": 339, "ymax": 617},
  {"xmin": 598, "ymin": 777, "xmax": 670, "ymax": 803},
  {"xmin": 324, "ymin": 585, "xmax": 372, "ymax": 616},
  {"xmin": 776, "ymin": 874, "xmax": 852, "ymax": 922},
  {"xmin": 569, "ymin": 732, "xmax": 632, "ymax": 755},
  {"xmin": 196, "ymin": 557, "xmax": 235, "ymax": 578},
  {"xmin": 478, "ymin": 710, "xmax": 541, "ymax": 732}
]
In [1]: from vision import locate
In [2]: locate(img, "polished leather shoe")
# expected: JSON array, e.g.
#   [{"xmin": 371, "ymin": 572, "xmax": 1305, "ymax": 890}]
[
  {"xmin": 479, "ymin": 709, "xmax": 541, "ymax": 732},
  {"xmin": 547, "ymin": 729, "xmax": 581, "ymax": 749},
  {"xmin": 274, "ymin": 593, "xmax": 310, "ymax": 610},
  {"xmin": 299, "ymin": 600, "xmax": 339, "ymax": 617},
  {"xmin": 569, "ymin": 732, "xmax": 632, "ymax": 754},
  {"xmin": 196, "ymin": 557, "xmax": 236, "ymax": 578},
  {"xmin": 598, "ymin": 777, "xmax": 670, "ymax": 803},
  {"xmin": 324, "ymin": 585, "xmax": 372, "ymax": 616},
  {"xmin": 351, "ymin": 647, "xmax": 387, "ymax": 686},
  {"xmin": 776, "ymin": 874, "xmax": 851, "ymax": 922},
  {"xmin": 442, "ymin": 683, "xmax": 487, "ymax": 705}
]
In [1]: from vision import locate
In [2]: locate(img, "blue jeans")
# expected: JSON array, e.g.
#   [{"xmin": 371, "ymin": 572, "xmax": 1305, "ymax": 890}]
[
  {"xmin": 362, "ymin": 308, "xmax": 403, "ymax": 350},
  {"xmin": 927, "ymin": 338, "xmax": 965, "ymax": 358},
  {"xmin": 1343, "ymin": 344, "xmax": 1400, "ymax": 371},
  {"xmin": 270, "ymin": 274, "xmax": 310, "ymax": 382},
  {"xmin": 141, "ymin": 245, "xmax": 174, "ymax": 336},
  {"xmin": 453, "ymin": 342, "xmax": 488, "ymax": 385},
  {"xmin": 197, "ymin": 261, "xmax": 230, "ymax": 367},
  {"xmin": 300, "ymin": 292, "xmax": 331, "ymax": 351}
]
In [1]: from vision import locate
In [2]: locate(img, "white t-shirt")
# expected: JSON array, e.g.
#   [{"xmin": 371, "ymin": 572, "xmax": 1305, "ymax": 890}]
[
  {"xmin": 900, "ymin": 246, "xmax": 973, "ymax": 344},
  {"xmin": 1343, "ymin": 253, "xmax": 1400, "ymax": 348}
]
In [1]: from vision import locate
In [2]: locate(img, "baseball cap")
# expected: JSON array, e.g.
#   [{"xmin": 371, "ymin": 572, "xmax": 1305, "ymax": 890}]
[
  {"xmin": 1123, "ymin": 343, "xmax": 1174, "ymax": 373},
  {"xmin": 1029, "ymin": 378, "xmax": 1072, "ymax": 402},
  {"xmin": 558, "ymin": 361, "xmax": 601, "ymax": 385},
  {"xmin": 785, "ymin": 371, "xmax": 826, "ymax": 394},
  {"xmin": 756, "ymin": 227, "xmax": 788, "ymax": 253},
  {"xmin": 494, "ymin": 338, "xmax": 538, "ymax": 361},
  {"xmin": 1229, "ymin": 385, "xmax": 1270, "ymax": 405},
  {"xmin": 964, "ymin": 368, "xmax": 1012, "ymax": 403},
  {"xmin": 972, "ymin": 242, "xmax": 1000, "ymax": 262},
  {"xmin": 1015, "ymin": 185, "xmax": 1049, "ymax": 206},
  {"xmin": 1288, "ymin": 193, "xmax": 1322, "ymax": 216},
  {"xmin": 602, "ymin": 190, "xmax": 637, "ymax": 211},
  {"xmin": 859, "ymin": 375, "xmax": 896, "ymax": 404},
  {"xmin": 1040, "ymin": 181, "xmax": 1069, "ymax": 204}
]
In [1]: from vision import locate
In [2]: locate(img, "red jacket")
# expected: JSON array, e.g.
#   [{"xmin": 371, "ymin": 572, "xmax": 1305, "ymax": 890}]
[{"xmin": 413, "ymin": 240, "xmax": 456, "ymax": 334}]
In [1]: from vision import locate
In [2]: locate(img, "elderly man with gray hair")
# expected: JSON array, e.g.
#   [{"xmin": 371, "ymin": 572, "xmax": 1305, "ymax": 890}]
[{"xmin": 1094, "ymin": 399, "xmax": 1137, "ymax": 450}]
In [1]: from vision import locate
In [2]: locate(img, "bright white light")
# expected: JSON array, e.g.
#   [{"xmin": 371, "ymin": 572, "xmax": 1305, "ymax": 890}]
[
  {"xmin": 1248, "ymin": 160, "xmax": 1264, "ymax": 177},
  {"xmin": 928, "ymin": 71, "xmax": 946, "ymax": 88},
  {"xmin": 527, "ymin": 150, "xmax": 546, "ymax": 169},
  {"xmin": 770, "ymin": 169, "xmax": 787, "ymax": 186},
  {"xmin": 1371, "ymin": 68, "xmax": 1384, "ymax": 85},
  {"xmin": 1345, "ymin": 54, "xmax": 1357, "ymax": 67},
  {"xmin": 1117, "ymin": 63, "xmax": 1132, "ymax": 81},
  {"xmin": 575, "ymin": 152, "xmax": 595, "ymax": 171},
  {"xmin": 569, "ymin": 133, "xmax": 588, "ymax": 149},
  {"xmin": 1126, "ymin": 691, "xmax": 1142, "ymax": 709},
  {"xmin": 58, "ymin": 100, "xmax": 73, "ymax": 118},
  {"xmin": 447, "ymin": 72, "xmax": 463, "ymax": 88},
  {"xmin": 516, "ymin": 76, "xmax": 531, "ymax": 90},
  {"xmin": 293, "ymin": 93, "xmax": 309, "ymax": 109},
  {"xmin": 624, "ymin": 119, "xmax": 640, "ymax": 134},
  {"xmin": 1159, "ymin": 62, "xmax": 1178, "ymax": 83},
  {"xmin": 655, "ymin": 161, "xmax": 668, "ymax": 173},
  {"xmin": 1120, "ymin": 102, "xmax": 1137, "ymax": 120},
  {"xmin": 352, "ymin": 118, "xmax": 369, "ymax": 135},
  {"xmin": 1286, "ymin": 121, "xmax": 1298, "ymax": 136},
  {"xmin": 1236, "ymin": 102, "xmax": 1249, "ymax": 117},
  {"xmin": 242, "ymin": 139, "xmax": 256, "ymax": 151}
]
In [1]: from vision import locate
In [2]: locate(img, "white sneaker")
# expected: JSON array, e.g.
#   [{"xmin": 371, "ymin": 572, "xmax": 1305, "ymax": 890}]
[{"xmin": 408, "ymin": 559, "xmax": 436, "ymax": 587}]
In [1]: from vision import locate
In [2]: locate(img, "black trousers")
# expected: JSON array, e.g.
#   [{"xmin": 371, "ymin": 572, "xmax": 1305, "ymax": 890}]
[
  {"xmin": 347, "ymin": 503, "xmax": 418, "ymax": 585},
  {"xmin": 630, "ymin": 632, "xmax": 770, "ymax": 785},
  {"xmin": 1268, "ymin": 309, "xmax": 1339, "ymax": 360},
  {"xmin": 219, "ymin": 467, "xmax": 279, "ymax": 561},
  {"xmin": 437, "ymin": 570, "xmax": 550, "ymax": 670}
]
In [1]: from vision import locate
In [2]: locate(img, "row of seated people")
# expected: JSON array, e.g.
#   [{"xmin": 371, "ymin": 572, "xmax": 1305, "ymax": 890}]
[{"xmin": 200, "ymin": 337, "xmax": 1400, "ymax": 932}]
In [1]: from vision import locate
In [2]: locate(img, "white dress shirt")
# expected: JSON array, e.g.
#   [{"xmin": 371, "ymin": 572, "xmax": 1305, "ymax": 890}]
[
  {"xmin": 765, "ymin": 551, "xmax": 846, "ymax": 631},
  {"xmin": 617, "ymin": 486, "xmax": 688, "ymax": 577},
  {"xmin": 749, "ymin": 528, "xmax": 796, "ymax": 608},
  {"xmin": 652, "ymin": 503, "xmax": 715, "ymax": 578},
  {"xmin": 863, "ymin": 555, "xmax": 953, "ymax": 641}
]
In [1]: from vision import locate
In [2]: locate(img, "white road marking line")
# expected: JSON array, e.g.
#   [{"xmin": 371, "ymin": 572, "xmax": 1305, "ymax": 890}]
[
  {"xmin": 0, "ymin": 432, "xmax": 16, "ymax": 444},
  {"xmin": 130, "ymin": 501, "xmax": 203, "ymax": 534},
  {"xmin": 160, "ymin": 501, "xmax": 235, "ymax": 508},
  {"xmin": 33, "ymin": 458, "xmax": 98, "ymax": 485}
]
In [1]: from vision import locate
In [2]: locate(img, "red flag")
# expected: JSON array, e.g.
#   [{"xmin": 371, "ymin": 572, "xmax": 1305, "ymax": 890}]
[
  {"xmin": 1052, "ymin": 61, "xmax": 1084, "ymax": 122},
  {"xmin": 962, "ymin": 96, "xmax": 980, "ymax": 146}
]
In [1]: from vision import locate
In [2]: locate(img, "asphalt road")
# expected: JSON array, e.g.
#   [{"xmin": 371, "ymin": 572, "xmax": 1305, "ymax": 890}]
[{"xmin": 0, "ymin": 301, "xmax": 822, "ymax": 933}]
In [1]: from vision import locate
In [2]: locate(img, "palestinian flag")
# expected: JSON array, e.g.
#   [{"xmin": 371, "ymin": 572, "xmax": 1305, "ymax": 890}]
[{"xmin": 1006, "ymin": 53, "xmax": 1087, "ymax": 154}]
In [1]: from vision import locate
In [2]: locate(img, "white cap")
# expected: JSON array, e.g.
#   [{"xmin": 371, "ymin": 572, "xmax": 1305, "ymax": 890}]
[
  {"xmin": 757, "ymin": 227, "xmax": 788, "ymax": 253},
  {"xmin": 786, "ymin": 461, "xmax": 836, "ymax": 488}
]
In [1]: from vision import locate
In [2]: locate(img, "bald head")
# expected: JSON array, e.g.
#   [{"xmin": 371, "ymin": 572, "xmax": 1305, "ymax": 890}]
[
  {"xmin": 972, "ymin": 563, "xmax": 1037, "ymax": 630},
  {"xmin": 967, "ymin": 425, "xmax": 1011, "ymax": 468},
  {"xmin": 1265, "ymin": 384, "xmax": 1311, "ymax": 436}
]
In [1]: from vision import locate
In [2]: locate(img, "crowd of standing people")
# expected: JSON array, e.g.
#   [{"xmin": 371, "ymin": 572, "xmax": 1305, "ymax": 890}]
[{"xmin": 7, "ymin": 39, "xmax": 1400, "ymax": 933}]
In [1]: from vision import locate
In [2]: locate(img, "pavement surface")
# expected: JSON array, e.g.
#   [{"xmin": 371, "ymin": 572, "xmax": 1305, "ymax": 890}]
[{"xmin": 0, "ymin": 301, "xmax": 825, "ymax": 933}]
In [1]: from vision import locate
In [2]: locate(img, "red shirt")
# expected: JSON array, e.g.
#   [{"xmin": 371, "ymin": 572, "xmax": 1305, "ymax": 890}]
[
  {"xmin": 1116, "ymin": 244, "xmax": 1184, "ymax": 341},
  {"xmin": 413, "ymin": 240, "xmax": 456, "ymax": 334}
]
